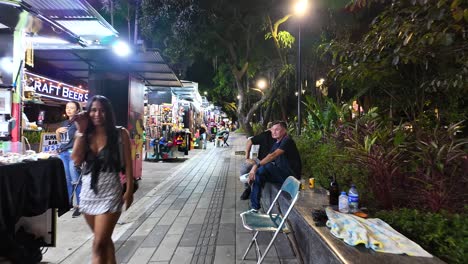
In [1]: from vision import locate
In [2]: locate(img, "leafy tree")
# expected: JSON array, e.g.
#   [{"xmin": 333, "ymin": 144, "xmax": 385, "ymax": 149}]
[
  {"xmin": 321, "ymin": 0, "xmax": 468, "ymax": 124},
  {"xmin": 139, "ymin": 0, "xmax": 198, "ymax": 74},
  {"xmin": 210, "ymin": 63, "xmax": 237, "ymax": 118},
  {"xmin": 98, "ymin": 0, "xmax": 142, "ymax": 43},
  {"xmin": 140, "ymin": 0, "xmax": 277, "ymax": 135}
]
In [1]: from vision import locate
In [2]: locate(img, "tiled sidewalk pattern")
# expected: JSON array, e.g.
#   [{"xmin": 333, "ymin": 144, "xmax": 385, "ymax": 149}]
[{"xmin": 57, "ymin": 134, "xmax": 297, "ymax": 264}]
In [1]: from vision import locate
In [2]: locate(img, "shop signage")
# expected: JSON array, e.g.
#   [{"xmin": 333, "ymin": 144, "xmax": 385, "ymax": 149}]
[
  {"xmin": 148, "ymin": 90, "xmax": 172, "ymax": 105},
  {"xmin": 24, "ymin": 71, "xmax": 89, "ymax": 103},
  {"xmin": 39, "ymin": 133, "xmax": 60, "ymax": 152}
]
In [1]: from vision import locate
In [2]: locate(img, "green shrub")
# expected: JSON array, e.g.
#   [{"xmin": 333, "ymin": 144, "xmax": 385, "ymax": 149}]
[
  {"xmin": 252, "ymin": 123, "xmax": 264, "ymax": 135},
  {"xmin": 295, "ymin": 134, "xmax": 372, "ymax": 205},
  {"xmin": 236, "ymin": 127, "xmax": 246, "ymax": 134},
  {"xmin": 376, "ymin": 208, "xmax": 468, "ymax": 264},
  {"xmin": 294, "ymin": 134, "xmax": 320, "ymax": 181}
]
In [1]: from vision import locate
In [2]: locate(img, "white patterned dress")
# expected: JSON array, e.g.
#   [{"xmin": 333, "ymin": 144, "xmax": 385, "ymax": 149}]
[{"xmin": 79, "ymin": 148, "xmax": 123, "ymax": 215}]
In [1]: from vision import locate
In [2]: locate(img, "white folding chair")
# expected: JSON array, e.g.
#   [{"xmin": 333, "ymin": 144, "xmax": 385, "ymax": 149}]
[{"xmin": 239, "ymin": 176, "xmax": 301, "ymax": 264}]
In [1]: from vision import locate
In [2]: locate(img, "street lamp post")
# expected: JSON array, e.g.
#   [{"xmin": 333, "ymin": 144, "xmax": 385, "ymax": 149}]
[
  {"xmin": 294, "ymin": 0, "xmax": 308, "ymax": 136},
  {"xmin": 297, "ymin": 21, "xmax": 302, "ymax": 135}
]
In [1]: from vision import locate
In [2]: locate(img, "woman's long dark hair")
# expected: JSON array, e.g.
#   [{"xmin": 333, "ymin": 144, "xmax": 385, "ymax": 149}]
[{"xmin": 84, "ymin": 95, "xmax": 120, "ymax": 172}]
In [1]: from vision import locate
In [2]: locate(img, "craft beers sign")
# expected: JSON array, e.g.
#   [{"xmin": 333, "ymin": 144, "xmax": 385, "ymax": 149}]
[{"xmin": 24, "ymin": 71, "xmax": 89, "ymax": 103}]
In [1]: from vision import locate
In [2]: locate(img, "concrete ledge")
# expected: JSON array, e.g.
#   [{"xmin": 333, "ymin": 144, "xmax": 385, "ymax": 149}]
[{"xmin": 261, "ymin": 183, "xmax": 445, "ymax": 264}]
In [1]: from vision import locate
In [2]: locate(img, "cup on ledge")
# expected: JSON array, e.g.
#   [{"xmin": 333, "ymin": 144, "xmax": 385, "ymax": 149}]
[{"xmin": 309, "ymin": 178, "xmax": 315, "ymax": 189}]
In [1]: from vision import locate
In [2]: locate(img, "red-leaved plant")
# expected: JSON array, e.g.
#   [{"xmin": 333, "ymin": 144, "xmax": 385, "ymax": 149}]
[
  {"xmin": 408, "ymin": 121, "xmax": 468, "ymax": 212},
  {"xmin": 340, "ymin": 108, "xmax": 408, "ymax": 210}
]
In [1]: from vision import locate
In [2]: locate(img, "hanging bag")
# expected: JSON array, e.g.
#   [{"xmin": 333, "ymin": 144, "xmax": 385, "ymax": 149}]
[{"xmin": 117, "ymin": 126, "xmax": 139, "ymax": 193}]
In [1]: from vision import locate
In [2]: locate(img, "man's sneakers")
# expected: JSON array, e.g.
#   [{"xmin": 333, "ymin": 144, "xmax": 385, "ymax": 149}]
[
  {"xmin": 72, "ymin": 208, "xmax": 81, "ymax": 218},
  {"xmin": 240, "ymin": 188, "xmax": 251, "ymax": 200}
]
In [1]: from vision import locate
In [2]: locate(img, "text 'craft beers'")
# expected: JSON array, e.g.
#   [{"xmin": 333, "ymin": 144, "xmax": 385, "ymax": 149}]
[{"xmin": 24, "ymin": 71, "xmax": 89, "ymax": 103}]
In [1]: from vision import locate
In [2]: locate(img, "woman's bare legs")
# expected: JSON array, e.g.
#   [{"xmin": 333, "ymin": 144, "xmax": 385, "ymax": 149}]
[{"xmin": 84, "ymin": 212, "xmax": 121, "ymax": 264}]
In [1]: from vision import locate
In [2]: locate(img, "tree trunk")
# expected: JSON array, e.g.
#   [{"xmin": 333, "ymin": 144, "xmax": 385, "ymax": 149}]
[
  {"xmin": 246, "ymin": 67, "xmax": 289, "ymax": 132},
  {"xmin": 134, "ymin": 6, "xmax": 139, "ymax": 44},
  {"xmin": 231, "ymin": 65, "xmax": 253, "ymax": 136},
  {"xmin": 110, "ymin": 1, "xmax": 114, "ymax": 27},
  {"xmin": 127, "ymin": 7, "xmax": 131, "ymax": 42},
  {"xmin": 262, "ymin": 72, "xmax": 278, "ymax": 129},
  {"xmin": 262, "ymin": 96, "xmax": 274, "ymax": 129},
  {"xmin": 235, "ymin": 88, "xmax": 252, "ymax": 136}
]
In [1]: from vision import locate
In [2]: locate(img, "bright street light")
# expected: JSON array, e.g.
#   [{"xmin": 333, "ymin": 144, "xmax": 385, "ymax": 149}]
[
  {"xmin": 316, "ymin": 78, "xmax": 325, "ymax": 87},
  {"xmin": 257, "ymin": 79, "xmax": 267, "ymax": 89},
  {"xmin": 293, "ymin": 0, "xmax": 309, "ymax": 17},
  {"xmin": 204, "ymin": 91, "xmax": 208, "ymax": 95},
  {"xmin": 112, "ymin": 40, "xmax": 131, "ymax": 57}
]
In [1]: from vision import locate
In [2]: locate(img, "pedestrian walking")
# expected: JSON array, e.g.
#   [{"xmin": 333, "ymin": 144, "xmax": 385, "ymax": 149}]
[{"xmin": 72, "ymin": 95, "xmax": 134, "ymax": 264}]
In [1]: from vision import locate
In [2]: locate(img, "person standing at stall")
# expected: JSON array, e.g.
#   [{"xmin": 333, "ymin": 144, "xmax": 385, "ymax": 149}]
[
  {"xmin": 72, "ymin": 95, "xmax": 134, "ymax": 264},
  {"xmin": 199, "ymin": 124, "xmax": 207, "ymax": 150},
  {"xmin": 56, "ymin": 101, "xmax": 82, "ymax": 218}
]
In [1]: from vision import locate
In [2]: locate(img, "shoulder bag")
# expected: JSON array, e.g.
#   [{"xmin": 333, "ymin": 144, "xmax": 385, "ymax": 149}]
[{"xmin": 117, "ymin": 126, "xmax": 139, "ymax": 193}]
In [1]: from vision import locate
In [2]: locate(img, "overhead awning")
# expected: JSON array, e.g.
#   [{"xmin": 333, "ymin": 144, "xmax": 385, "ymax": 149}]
[
  {"xmin": 170, "ymin": 81, "xmax": 203, "ymax": 111},
  {"xmin": 34, "ymin": 49, "xmax": 182, "ymax": 87},
  {"xmin": 1, "ymin": 0, "xmax": 181, "ymax": 87},
  {"xmin": 171, "ymin": 81, "xmax": 202, "ymax": 101},
  {"xmin": 0, "ymin": 0, "xmax": 118, "ymax": 47},
  {"xmin": 129, "ymin": 52, "xmax": 182, "ymax": 87}
]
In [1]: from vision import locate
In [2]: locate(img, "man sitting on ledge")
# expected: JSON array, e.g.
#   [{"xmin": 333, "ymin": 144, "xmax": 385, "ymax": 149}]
[
  {"xmin": 248, "ymin": 120, "xmax": 302, "ymax": 211},
  {"xmin": 240, "ymin": 122, "xmax": 275, "ymax": 200}
]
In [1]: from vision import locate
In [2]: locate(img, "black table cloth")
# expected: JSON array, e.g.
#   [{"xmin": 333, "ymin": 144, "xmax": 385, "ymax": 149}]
[{"xmin": 0, "ymin": 158, "xmax": 70, "ymax": 259}]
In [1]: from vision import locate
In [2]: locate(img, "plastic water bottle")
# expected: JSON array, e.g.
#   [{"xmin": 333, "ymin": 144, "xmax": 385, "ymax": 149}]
[
  {"xmin": 348, "ymin": 184, "xmax": 359, "ymax": 213},
  {"xmin": 338, "ymin": 192, "xmax": 349, "ymax": 213}
]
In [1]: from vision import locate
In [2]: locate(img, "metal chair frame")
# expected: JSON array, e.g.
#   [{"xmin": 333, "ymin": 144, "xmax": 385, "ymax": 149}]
[{"xmin": 240, "ymin": 176, "xmax": 301, "ymax": 264}]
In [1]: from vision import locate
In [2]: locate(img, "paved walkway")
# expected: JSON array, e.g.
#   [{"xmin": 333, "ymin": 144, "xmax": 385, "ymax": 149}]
[{"xmin": 42, "ymin": 133, "xmax": 297, "ymax": 264}]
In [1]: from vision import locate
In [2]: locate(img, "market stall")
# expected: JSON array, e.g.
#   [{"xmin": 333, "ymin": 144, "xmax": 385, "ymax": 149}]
[
  {"xmin": 1, "ymin": 3, "xmax": 181, "ymax": 261},
  {"xmin": 144, "ymin": 88, "xmax": 192, "ymax": 161},
  {"xmin": 0, "ymin": 0, "xmax": 120, "ymax": 262},
  {"xmin": 22, "ymin": 71, "xmax": 89, "ymax": 152},
  {"xmin": 0, "ymin": 155, "xmax": 69, "ymax": 262}
]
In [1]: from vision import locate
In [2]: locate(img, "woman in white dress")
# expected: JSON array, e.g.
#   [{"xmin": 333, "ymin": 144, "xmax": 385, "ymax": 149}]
[{"xmin": 72, "ymin": 95, "xmax": 134, "ymax": 264}]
